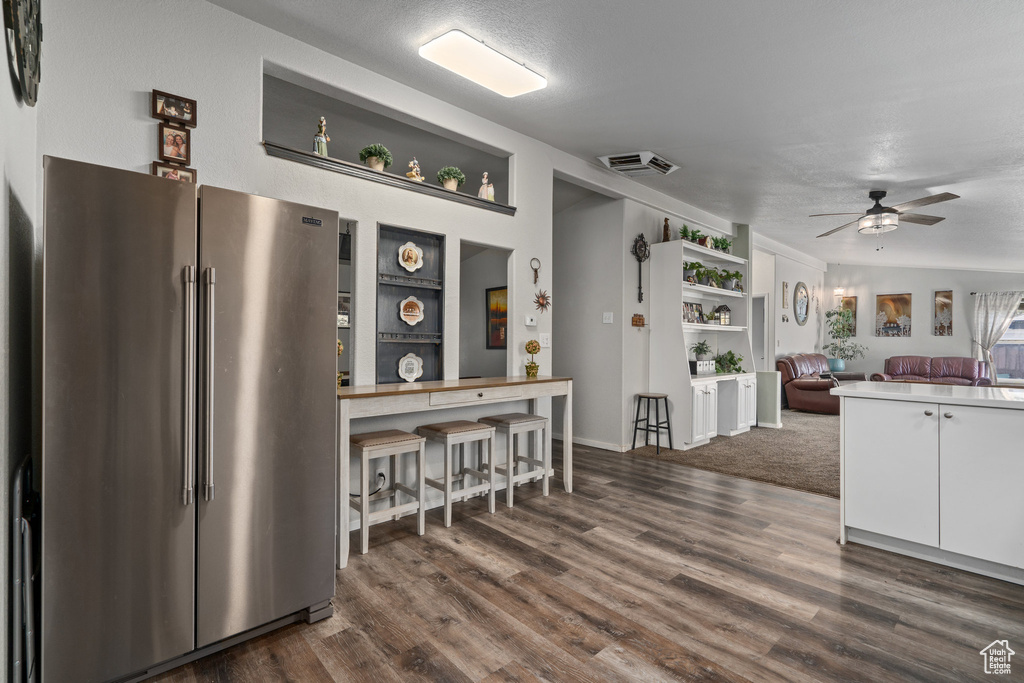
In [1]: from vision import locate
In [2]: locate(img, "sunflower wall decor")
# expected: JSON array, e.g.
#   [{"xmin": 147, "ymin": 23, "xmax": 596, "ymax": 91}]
[{"xmin": 534, "ymin": 289, "xmax": 552, "ymax": 312}]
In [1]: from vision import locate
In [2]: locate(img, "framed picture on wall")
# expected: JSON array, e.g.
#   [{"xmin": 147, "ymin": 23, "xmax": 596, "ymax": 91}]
[
  {"xmin": 337, "ymin": 291, "xmax": 351, "ymax": 328},
  {"xmin": 151, "ymin": 89, "xmax": 197, "ymax": 127},
  {"xmin": 876, "ymin": 293, "xmax": 912, "ymax": 337},
  {"xmin": 934, "ymin": 290, "xmax": 952, "ymax": 336},
  {"xmin": 485, "ymin": 286, "xmax": 508, "ymax": 349},
  {"xmin": 152, "ymin": 161, "xmax": 197, "ymax": 183},
  {"xmin": 782, "ymin": 281, "xmax": 789, "ymax": 308},
  {"xmin": 158, "ymin": 122, "xmax": 191, "ymax": 165},
  {"xmin": 840, "ymin": 296, "xmax": 858, "ymax": 336}
]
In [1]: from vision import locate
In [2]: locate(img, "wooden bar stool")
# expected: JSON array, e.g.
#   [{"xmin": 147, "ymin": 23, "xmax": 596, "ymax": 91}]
[
  {"xmin": 349, "ymin": 429, "xmax": 426, "ymax": 555},
  {"xmin": 632, "ymin": 393, "xmax": 672, "ymax": 453},
  {"xmin": 417, "ymin": 420, "xmax": 497, "ymax": 527},
  {"xmin": 479, "ymin": 413, "xmax": 549, "ymax": 508}
]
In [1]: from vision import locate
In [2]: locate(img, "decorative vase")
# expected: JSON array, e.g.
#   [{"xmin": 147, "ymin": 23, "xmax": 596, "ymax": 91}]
[
  {"xmin": 683, "ymin": 268, "xmax": 696, "ymax": 280},
  {"xmin": 722, "ymin": 278, "xmax": 737, "ymax": 290},
  {"xmin": 525, "ymin": 361, "xmax": 539, "ymax": 378},
  {"xmin": 442, "ymin": 177, "xmax": 458, "ymax": 191},
  {"xmin": 366, "ymin": 156, "xmax": 385, "ymax": 172},
  {"xmin": 828, "ymin": 358, "xmax": 846, "ymax": 372}
]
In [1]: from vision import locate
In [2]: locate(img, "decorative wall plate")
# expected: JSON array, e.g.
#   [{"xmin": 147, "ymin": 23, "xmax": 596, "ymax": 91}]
[
  {"xmin": 6, "ymin": 0, "xmax": 42, "ymax": 106},
  {"xmin": 398, "ymin": 353, "xmax": 424, "ymax": 383},
  {"xmin": 399, "ymin": 295, "xmax": 424, "ymax": 325},
  {"xmin": 398, "ymin": 241, "xmax": 424, "ymax": 272},
  {"xmin": 794, "ymin": 281, "xmax": 809, "ymax": 326}
]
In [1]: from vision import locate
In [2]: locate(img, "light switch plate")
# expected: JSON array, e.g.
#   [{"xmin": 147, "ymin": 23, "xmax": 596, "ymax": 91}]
[
  {"xmin": 602, "ymin": 312, "xmax": 614, "ymax": 324},
  {"xmin": 539, "ymin": 333, "xmax": 551, "ymax": 348},
  {"xmin": 525, "ymin": 315, "xmax": 537, "ymax": 327}
]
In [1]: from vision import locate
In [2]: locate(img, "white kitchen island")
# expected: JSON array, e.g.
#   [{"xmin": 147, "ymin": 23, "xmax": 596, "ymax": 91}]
[{"xmin": 833, "ymin": 381, "xmax": 1024, "ymax": 585}]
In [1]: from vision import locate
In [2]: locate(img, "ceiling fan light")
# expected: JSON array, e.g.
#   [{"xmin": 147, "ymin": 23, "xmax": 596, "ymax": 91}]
[{"xmin": 857, "ymin": 213, "xmax": 899, "ymax": 234}]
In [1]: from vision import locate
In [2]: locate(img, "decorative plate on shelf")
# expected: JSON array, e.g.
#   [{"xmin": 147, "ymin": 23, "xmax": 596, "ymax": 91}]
[
  {"xmin": 398, "ymin": 353, "xmax": 424, "ymax": 383},
  {"xmin": 398, "ymin": 241, "xmax": 424, "ymax": 273},
  {"xmin": 399, "ymin": 295, "xmax": 424, "ymax": 325}
]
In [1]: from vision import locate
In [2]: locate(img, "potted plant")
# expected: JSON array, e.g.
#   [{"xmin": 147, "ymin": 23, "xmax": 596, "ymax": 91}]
[
  {"xmin": 690, "ymin": 339, "xmax": 712, "ymax": 360},
  {"xmin": 437, "ymin": 165, "xmax": 466, "ymax": 191},
  {"xmin": 721, "ymin": 270, "xmax": 743, "ymax": 291},
  {"xmin": 359, "ymin": 143, "xmax": 393, "ymax": 171},
  {"xmin": 704, "ymin": 267, "xmax": 722, "ymax": 288},
  {"xmin": 714, "ymin": 350, "xmax": 744, "ymax": 374},
  {"xmin": 689, "ymin": 227, "xmax": 703, "ymax": 244},
  {"xmin": 679, "ymin": 225, "xmax": 691, "ymax": 241},
  {"xmin": 712, "ymin": 236, "xmax": 733, "ymax": 252},
  {"xmin": 525, "ymin": 339, "xmax": 541, "ymax": 377},
  {"xmin": 683, "ymin": 260, "xmax": 702, "ymax": 282},
  {"xmin": 824, "ymin": 306, "xmax": 867, "ymax": 372}
]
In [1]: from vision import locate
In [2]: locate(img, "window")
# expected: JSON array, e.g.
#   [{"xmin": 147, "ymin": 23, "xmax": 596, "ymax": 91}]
[{"xmin": 992, "ymin": 299, "xmax": 1024, "ymax": 382}]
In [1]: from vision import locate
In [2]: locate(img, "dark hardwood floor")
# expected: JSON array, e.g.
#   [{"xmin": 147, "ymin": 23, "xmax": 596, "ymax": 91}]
[{"xmin": 155, "ymin": 442, "xmax": 1024, "ymax": 682}]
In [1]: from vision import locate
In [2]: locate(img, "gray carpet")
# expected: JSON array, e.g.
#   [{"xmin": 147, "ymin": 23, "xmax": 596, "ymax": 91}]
[{"xmin": 629, "ymin": 409, "xmax": 839, "ymax": 498}]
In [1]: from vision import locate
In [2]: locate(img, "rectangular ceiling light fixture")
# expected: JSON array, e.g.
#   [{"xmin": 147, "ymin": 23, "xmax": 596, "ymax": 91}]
[{"xmin": 419, "ymin": 30, "xmax": 547, "ymax": 98}]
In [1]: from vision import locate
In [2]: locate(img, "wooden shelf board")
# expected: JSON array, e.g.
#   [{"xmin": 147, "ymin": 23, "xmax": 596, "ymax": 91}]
[
  {"xmin": 682, "ymin": 283, "xmax": 745, "ymax": 299},
  {"xmin": 680, "ymin": 241, "xmax": 748, "ymax": 265},
  {"xmin": 682, "ymin": 323, "xmax": 748, "ymax": 332},
  {"xmin": 263, "ymin": 140, "xmax": 517, "ymax": 216}
]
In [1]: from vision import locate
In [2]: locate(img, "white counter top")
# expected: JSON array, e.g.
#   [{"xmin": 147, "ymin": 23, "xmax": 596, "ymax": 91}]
[{"xmin": 832, "ymin": 381, "xmax": 1024, "ymax": 410}]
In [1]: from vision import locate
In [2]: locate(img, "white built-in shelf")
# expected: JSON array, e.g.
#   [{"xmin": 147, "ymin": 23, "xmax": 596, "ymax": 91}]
[
  {"xmin": 680, "ymin": 241, "xmax": 748, "ymax": 265},
  {"xmin": 682, "ymin": 283, "xmax": 745, "ymax": 299},
  {"xmin": 682, "ymin": 323, "xmax": 748, "ymax": 332}
]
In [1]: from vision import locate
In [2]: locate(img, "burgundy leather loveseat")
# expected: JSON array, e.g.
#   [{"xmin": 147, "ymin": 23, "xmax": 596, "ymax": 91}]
[
  {"xmin": 870, "ymin": 356, "xmax": 992, "ymax": 386},
  {"xmin": 777, "ymin": 353, "xmax": 840, "ymax": 414}
]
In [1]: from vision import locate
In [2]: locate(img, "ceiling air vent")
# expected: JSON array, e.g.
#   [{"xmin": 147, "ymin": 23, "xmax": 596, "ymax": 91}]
[{"xmin": 598, "ymin": 151, "xmax": 679, "ymax": 177}]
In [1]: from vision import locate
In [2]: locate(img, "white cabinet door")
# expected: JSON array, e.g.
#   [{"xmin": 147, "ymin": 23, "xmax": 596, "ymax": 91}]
[
  {"xmin": 939, "ymin": 404, "xmax": 1024, "ymax": 568},
  {"xmin": 844, "ymin": 398, "xmax": 939, "ymax": 546},
  {"xmin": 705, "ymin": 384, "xmax": 718, "ymax": 439},
  {"xmin": 691, "ymin": 384, "xmax": 707, "ymax": 443},
  {"xmin": 744, "ymin": 379, "xmax": 757, "ymax": 428}
]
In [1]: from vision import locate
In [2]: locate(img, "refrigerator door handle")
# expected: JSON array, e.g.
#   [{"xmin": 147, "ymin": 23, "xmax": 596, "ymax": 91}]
[
  {"xmin": 204, "ymin": 267, "xmax": 216, "ymax": 502},
  {"xmin": 183, "ymin": 266, "xmax": 196, "ymax": 506}
]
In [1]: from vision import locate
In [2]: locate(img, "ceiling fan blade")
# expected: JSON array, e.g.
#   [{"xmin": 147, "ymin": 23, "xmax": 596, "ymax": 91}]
[
  {"xmin": 809, "ymin": 213, "xmax": 863, "ymax": 217},
  {"xmin": 890, "ymin": 192, "xmax": 960, "ymax": 212},
  {"xmin": 816, "ymin": 219, "xmax": 859, "ymax": 238},
  {"xmin": 899, "ymin": 213, "xmax": 945, "ymax": 226}
]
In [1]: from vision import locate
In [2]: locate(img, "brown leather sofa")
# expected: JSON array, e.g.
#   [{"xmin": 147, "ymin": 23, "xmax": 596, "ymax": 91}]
[
  {"xmin": 777, "ymin": 353, "xmax": 840, "ymax": 414},
  {"xmin": 870, "ymin": 356, "xmax": 992, "ymax": 386}
]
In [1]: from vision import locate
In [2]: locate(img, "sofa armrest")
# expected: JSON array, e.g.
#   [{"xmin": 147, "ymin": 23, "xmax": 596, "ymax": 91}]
[
  {"xmin": 789, "ymin": 378, "xmax": 836, "ymax": 392},
  {"xmin": 972, "ymin": 378, "xmax": 993, "ymax": 387},
  {"xmin": 870, "ymin": 373, "xmax": 892, "ymax": 382}
]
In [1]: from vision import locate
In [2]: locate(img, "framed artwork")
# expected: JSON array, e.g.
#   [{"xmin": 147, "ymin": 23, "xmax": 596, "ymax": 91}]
[
  {"xmin": 337, "ymin": 292, "xmax": 351, "ymax": 328},
  {"xmin": 682, "ymin": 302, "xmax": 704, "ymax": 323},
  {"xmin": 876, "ymin": 293, "xmax": 912, "ymax": 337},
  {"xmin": 152, "ymin": 161, "xmax": 196, "ymax": 183},
  {"xmin": 485, "ymin": 286, "xmax": 508, "ymax": 349},
  {"xmin": 934, "ymin": 290, "xmax": 953, "ymax": 336},
  {"xmin": 151, "ymin": 89, "xmax": 197, "ymax": 127},
  {"xmin": 782, "ymin": 281, "xmax": 789, "ymax": 308},
  {"xmin": 158, "ymin": 122, "xmax": 191, "ymax": 165},
  {"xmin": 840, "ymin": 296, "xmax": 858, "ymax": 336},
  {"xmin": 794, "ymin": 282, "xmax": 809, "ymax": 326}
]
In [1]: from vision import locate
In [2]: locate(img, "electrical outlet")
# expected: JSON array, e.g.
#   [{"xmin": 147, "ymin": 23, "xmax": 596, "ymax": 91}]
[
  {"xmin": 602, "ymin": 312, "xmax": 614, "ymax": 324},
  {"xmin": 525, "ymin": 315, "xmax": 537, "ymax": 327},
  {"xmin": 539, "ymin": 333, "xmax": 551, "ymax": 348}
]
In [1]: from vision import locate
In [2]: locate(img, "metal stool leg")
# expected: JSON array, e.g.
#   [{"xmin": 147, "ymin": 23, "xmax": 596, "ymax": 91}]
[
  {"xmin": 631, "ymin": 395, "xmax": 642, "ymax": 449},
  {"xmin": 663, "ymin": 397, "xmax": 673, "ymax": 449}
]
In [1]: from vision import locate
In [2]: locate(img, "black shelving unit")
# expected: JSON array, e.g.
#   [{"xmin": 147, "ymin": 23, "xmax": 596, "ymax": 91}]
[{"xmin": 376, "ymin": 224, "xmax": 445, "ymax": 383}]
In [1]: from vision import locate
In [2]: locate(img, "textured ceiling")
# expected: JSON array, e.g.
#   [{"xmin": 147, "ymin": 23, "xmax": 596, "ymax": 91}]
[{"xmin": 210, "ymin": 0, "xmax": 1024, "ymax": 270}]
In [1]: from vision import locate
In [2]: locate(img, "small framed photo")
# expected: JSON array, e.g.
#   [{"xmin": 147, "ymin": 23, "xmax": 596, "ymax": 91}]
[
  {"xmin": 337, "ymin": 292, "xmax": 351, "ymax": 328},
  {"xmin": 692, "ymin": 302, "xmax": 704, "ymax": 323},
  {"xmin": 486, "ymin": 286, "xmax": 508, "ymax": 349},
  {"xmin": 152, "ymin": 89, "xmax": 196, "ymax": 127},
  {"xmin": 159, "ymin": 123, "xmax": 191, "ymax": 166},
  {"xmin": 152, "ymin": 161, "xmax": 197, "ymax": 183}
]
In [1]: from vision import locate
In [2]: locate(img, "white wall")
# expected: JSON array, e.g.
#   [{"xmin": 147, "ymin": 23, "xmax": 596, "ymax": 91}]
[
  {"xmin": 825, "ymin": 263, "xmax": 1024, "ymax": 375},
  {"xmin": 1, "ymin": 61, "xmax": 38, "ymax": 677},
  {"xmin": 552, "ymin": 195, "xmax": 626, "ymax": 450},
  {"xmin": 752, "ymin": 234, "xmax": 827, "ymax": 362},
  {"xmin": 752, "ymin": 248, "xmax": 776, "ymax": 369},
  {"xmin": 459, "ymin": 248, "xmax": 509, "ymax": 378},
  {"xmin": 620, "ymin": 202, "xmax": 659, "ymax": 445}
]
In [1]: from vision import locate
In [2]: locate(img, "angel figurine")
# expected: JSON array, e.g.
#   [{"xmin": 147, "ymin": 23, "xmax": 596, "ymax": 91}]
[
  {"xmin": 478, "ymin": 172, "xmax": 490, "ymax": 198},
  {"xmin": 313, "ymin": 116, "xmax": 331, "ymax": 157}
]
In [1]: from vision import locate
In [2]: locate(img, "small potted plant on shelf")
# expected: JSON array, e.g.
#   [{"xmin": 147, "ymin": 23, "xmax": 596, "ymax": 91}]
[
  {"xmin": 683, "ymin": 260, "xmax": 701, "ymax": 282},
  {"xmin": 524, "ymin": 339, "xmax": 541, "ymax": 377},
  {"xmin": 437, "ymin": 166, "xmax": 467, "ymax": 191},
  {"xmin": 712, "ymin": 236, "xmax": 732, "ymax": 252},
  {"xmin": 359, "ymin": 143, "xmax": 393, "ymax": 171},
  {"xmin": 688, "ymin": 227, "xmax": 702, "ymax": 244},
  {"xmin": 714, "ymin": 350, "xmax": 744, "ymax": 374},
  {"xmin": 722, "ymin": 270, "xmax": 743, "ymax": 291},
  {"xmin": 679, "ymin": 225, "xmax": 691, "ymax": 241},
  {"xmin": 824, "ymin": 306, "xmax": 866, "ymax": 372},
  {"xmin": 690, "ymin": 339, "xmax": 712, "ymax": 360},
  {"xmin": 704, "ymin": 267, "xmax": 722, "ymax": 288}
]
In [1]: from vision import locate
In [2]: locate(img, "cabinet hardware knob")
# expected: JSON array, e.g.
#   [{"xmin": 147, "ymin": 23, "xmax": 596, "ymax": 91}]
[
  {"xmin": 944, "ymin": 412, "xmax": 953, "ymax": 419},
  {"xmin": 477, "ymin": 392, "xmax": 484, "ymax": 397},
  {"xmin": 924, "ymin": 410, "xmax": 933, "ymax": 416}
]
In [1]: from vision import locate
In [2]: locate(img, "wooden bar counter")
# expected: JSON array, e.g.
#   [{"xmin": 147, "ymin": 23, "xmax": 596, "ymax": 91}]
[{"xmin": 336, "ymin": 376, "xmax": 573, "ymax": 568}]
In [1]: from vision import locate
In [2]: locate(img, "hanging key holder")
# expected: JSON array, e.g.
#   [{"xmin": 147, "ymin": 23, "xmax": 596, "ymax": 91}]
[
  {"xmin": 530, "ymin": 258, "xmax": 541, "ymax": 284},
  {"xmin": 631, "ymin": 233, "xmax": 650, "ymax": 303}
]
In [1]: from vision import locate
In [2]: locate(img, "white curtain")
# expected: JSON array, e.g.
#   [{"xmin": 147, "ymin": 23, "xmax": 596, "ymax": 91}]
[{"xmin": 971, "ymin": 291, "xmax": 1024, "ymax": 382}]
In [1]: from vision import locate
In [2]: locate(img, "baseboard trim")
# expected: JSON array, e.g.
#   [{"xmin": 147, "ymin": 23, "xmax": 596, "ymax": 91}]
[
  {"xmin": 552, "ymin": 433, "xmax": 630, "ymax": 453},
  {"xmin": 756, "ymin": 421, "xmax": 783, "ymax": 429}
]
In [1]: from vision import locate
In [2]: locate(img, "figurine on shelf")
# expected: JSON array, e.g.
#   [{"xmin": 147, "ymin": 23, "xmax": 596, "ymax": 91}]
[
  {"xmin": 487, "ymin": 183, "xmax": 495, "ymax": 201},
  {"xmin": 406, "ymin": 157, "xmax": 423, "ymax": 182},
  {"xmin": 478, "ymin": 172, "xmax": 490, "ymax": 199},
  {"xmin": 313, "ymin": 116, "xmax": 330, "ymax": 157},
  {"xmin": 663, "ymin": 217, "xmax": 671, "ymax": 242}
]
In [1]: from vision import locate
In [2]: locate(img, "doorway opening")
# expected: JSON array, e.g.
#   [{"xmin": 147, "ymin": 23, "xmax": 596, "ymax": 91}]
[
  {"xmin": 459, "ymin": 242, "xmax": 511, "ymax": 378},
  {"xmin": 337, "ymin": 220, "xmax": 355, "ymax": 386},
  {"xmin": 752, "ymin": 293, "xmax": 768, "ymax": 372}
]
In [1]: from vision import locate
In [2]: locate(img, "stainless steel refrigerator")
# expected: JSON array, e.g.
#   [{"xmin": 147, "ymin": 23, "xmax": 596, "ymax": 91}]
[{"xmin": 41, "ymin": 157, "xmax": 338, "ymax": 682}]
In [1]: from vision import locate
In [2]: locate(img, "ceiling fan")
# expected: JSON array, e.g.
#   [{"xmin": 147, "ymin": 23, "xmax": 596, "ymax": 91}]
[{"xmin": 812, "ymin": 190, "xmax": 960, "ymax": 238}]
